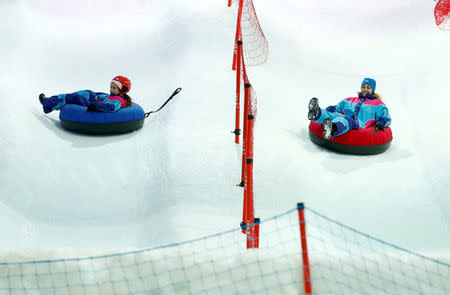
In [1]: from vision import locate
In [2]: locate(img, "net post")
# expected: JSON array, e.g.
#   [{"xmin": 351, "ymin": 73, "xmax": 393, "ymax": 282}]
[
  {"xmin": 240, "ymin": 82, "xmax": 251, "ymax": 184},
  {"xmin": 246, "ymin": 218, "xmax": 259, "ymax": 249},
  {"xmin": 254, "ymin": 218, "xmax": 260, "ymax": 248},
  {"xmin": 234, "ymin": 40, "xmax": 243, "ymax": 144},
  {"xmin": 241, "ymin": 82, "xmax": 252, "ymax": 234},
  {"xmin": 245, "ymin": 112, "xmax": 255, "ymax": 229},
  {"xmin": 297, "ymin": 202, "xmax": 312, "ymax": 294},
  {"xmin": 232, "ymin": 0, "xmax": 244, "ymax": 70},
  {"xmin": 246, "ymin": 221, "xmax": 252, "ymax": 248},
  {"xmin": 240, "ymin": 221, "xmax": 247, "ymax": 236}
]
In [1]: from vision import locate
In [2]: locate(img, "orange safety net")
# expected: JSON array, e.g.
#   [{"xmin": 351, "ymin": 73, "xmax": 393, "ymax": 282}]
[
  {"xmin": 240, "ymin": 0, "xmax": 269, "ymax": 66},
  {"xmin": 435, "ymin": 0, "xmax": 450, "ymax": 30},
  {"xmin": 231, "ymin": 0, "xmax": 268, "ymax": 67}
]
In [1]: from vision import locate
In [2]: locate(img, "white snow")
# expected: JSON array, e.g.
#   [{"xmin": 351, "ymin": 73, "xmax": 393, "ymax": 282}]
[{"xmin": 0, "ymin": 0, "xmax": 449, "ymax": 274}]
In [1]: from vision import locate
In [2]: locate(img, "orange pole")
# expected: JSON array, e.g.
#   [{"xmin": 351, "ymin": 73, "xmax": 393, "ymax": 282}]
[
  {"xmin": 254, "ymin": 218, "xmax": 260, "ymax": 248},
  {"xmin": 240, "ymin": 82, "xmax": 251, "ymax": 232},
  {"xmin": 232, "ymin": 0, "xmax": 244, "ymax": 70},
  {"xmin": 245, "ymin": 112, "xmax": 255, "ymax": 226},
  {"xmin": 246, "ymin": 221, "xmax": 254, "ymax": 249},
  {"xmin": 234, "ymin": 40, "xmax": 243, "ymax": 144},
  {"xmin": 246, "ymin": 218, "xmax": 260, "ymax": 249},
  {"xmin": 298, "ymin": 203, "xmax": 312, "ymax": 294},
  {"xmin": 240, "ymin": 82, "xmax": 250, "ymax": 186}
]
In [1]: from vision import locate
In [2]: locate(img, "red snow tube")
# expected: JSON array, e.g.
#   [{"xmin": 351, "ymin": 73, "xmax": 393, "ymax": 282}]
[{"xmin": 309, "ymin": 121, "xmax": 393, "ymax": 155}]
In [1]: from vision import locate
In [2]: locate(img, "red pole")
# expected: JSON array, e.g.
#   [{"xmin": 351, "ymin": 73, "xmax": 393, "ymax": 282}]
[
  {"xmin": 246, "ymin": 218, "xmax": 259, "ymax": 249},
  {"xmin": 245, "ymin": 112, "xmax": 255, "ymax": 224},
  {"xmin": 246, "ymin": 221, "xmax": 253, "ymax": 248},
  {"xmin": 227, "ymin": 0, "xmax": 232, "ymax": 7},
  {"xmin": 297, "ymin": 203, "xmax": 312, "ymax": 295},
  {"xmin": 234, "ymin": 40, "xmax": 243, "ymax": 144},
  {"xmin": 240, "ymin": 82, "xmax": 251, "ymax": 186},
  {"xmin": 247, "ymin": 218, "xmax": 261, "ymax": 249},
  {"xmin": 241, "ymin": 170, "xmax": 247, "ymax": 233},
  {"xmin": 232, "ymin": 0, "xmax": 244, "ymax": 70},
  {"xmin": 240, "ymin": 82, "xmax": 251, "ymax": 232},
  {"xmin": 254, "ymin": 218, "xmax": 260, "ymax": 248}
]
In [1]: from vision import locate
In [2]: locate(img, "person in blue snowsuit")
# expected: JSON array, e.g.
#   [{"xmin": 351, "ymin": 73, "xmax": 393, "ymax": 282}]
[
  {"xmin": 39, "ymin": 76, "xmax": 132, "ymax": 114},
  {"xmin": 307, "ymin": 78, "xmax": 391, "ymax": 140}
]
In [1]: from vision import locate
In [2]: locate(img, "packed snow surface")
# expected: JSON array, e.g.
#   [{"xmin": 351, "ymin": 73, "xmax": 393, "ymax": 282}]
[{"xmin": 0, "ymin": 0, "xmax": 449, "ymax": 262}]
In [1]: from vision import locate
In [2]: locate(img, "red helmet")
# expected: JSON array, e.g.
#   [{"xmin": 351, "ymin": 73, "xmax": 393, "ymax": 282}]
[{"xmin": 111, "ymin": 76, "xmax": 131, "ymax": 93}]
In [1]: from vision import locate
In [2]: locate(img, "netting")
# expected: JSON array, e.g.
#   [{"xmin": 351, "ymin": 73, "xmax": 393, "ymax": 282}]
[
  {"xmin": 1, "ymin": 206, "xmax": 449, "ymax": 294},
  {"xmin": 435, "ymin": 0, "xmax": 450, "ymax": 30},
  {"xmin": 240, "ymin": 0, "xmax": 268, "ymax": 66},
  {"xmin": 304, "ymin": 207, "xmax": 450, "ymax": 294},
  {"xmin": 241, "ymin": 55, "xmax": 258, "ymax": 117},
  {"xmin": 231, "ymin": 0, "xmax": 268, "ymax": 67}
]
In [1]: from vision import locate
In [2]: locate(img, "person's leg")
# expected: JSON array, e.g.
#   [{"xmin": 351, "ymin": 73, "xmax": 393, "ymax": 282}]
[
  {"xmin": 66, "ymin": 90, "xmax": 99, "ymax": 105},
  {"xmin": 312, "ymin": 107, "xmax": 345, "ymax": 124},
  {"xmin": 323, "ymin": 116, "xmax": 359, "ymax": 139},
  {"xmin": 42, "ymin": 90, "xmax": 94, "ymax": 114},
  {"xmin": 332, "ymin": 116, "xmax": 359, "ymax": 137},
  {"xmin": 308, "ymin": 97, "xmax": 346, "ymax": 122},
  {"xmin": 42, "ymin": 94, "xmax": 67, "ymax": 114}
]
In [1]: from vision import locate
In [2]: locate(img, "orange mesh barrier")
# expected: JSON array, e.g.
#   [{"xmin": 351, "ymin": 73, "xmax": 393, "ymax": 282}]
[{"xmin": 435, "ymin": 0, "xmax": 450, "ymax": 30}]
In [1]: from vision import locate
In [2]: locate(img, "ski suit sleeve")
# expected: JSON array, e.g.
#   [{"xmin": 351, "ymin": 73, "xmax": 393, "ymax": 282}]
[
  {"xmin": 326, "ymin": 99, "xmax": 347, "ymax": 113},
  {"xmin": 88, "ymin": 101, "xmax": 117, "ymax": 112},
  {"xmin": 374, "ymin": 104, "xmax": 391, "ymax": 127},
  {"xmin": 90, "ymin": 94, "xmax": 122, "ymax": 112}
]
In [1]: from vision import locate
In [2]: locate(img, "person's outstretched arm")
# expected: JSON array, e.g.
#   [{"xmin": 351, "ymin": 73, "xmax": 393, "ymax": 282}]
[{"xmin": 374, "ymin": 104, "xmax": 392, "ymax": 130}]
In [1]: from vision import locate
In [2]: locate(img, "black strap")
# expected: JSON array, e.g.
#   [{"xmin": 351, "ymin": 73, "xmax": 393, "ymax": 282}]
[{"xmin": 145, "ymin": 87, "xmax": 182, "ymax": 118}]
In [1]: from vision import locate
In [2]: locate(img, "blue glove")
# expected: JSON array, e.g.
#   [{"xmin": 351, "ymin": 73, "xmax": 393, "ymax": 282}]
[
  {"xmin": 86, "ymin": 103, "xmax": 97, "ymax": 112},
  {"xmin": 86, "ymin": 102, "xmax": 115, "ymax": 112},
  {"xmin": 375, "ymin": 123, "xmax": 385, "ymax": 131}
]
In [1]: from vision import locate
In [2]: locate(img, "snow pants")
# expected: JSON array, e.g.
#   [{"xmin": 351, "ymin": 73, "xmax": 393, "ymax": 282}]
[
  {"xmin": 313, "ymin": 108, "xmax": 359, "ymax": 138},
  {"xmin": 42, "ymin": 90, "xmax": 104, "ymax": 114}
]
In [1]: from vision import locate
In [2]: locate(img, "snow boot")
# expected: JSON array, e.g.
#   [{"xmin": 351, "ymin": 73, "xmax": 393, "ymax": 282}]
[
  {"xmin": 39, "ymin": 93, "xmax": 46, "ymax": 105},
  {"xmin": 323, "ymin": 117, "xmax": 337, "ymax": 140},
  {"xmin": 308, "ymin": 97, "xmax": 320, "ymax": 120}
]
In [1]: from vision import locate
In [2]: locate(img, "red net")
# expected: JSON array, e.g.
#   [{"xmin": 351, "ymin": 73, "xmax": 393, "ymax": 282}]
[
  {"xmin": 435, "ymin": 0, "xmax": 450, "ymax": 30},
  {"xmin": 242, "ymin": 65, "xmax": 258, "ymax": 117},
  {"xmin": 231, "ymin": 0, "xmax": 268, "ymax": 67},
  {"xmin": 240, "ymin": 0, "xmax": 269, "ymax": 66}
]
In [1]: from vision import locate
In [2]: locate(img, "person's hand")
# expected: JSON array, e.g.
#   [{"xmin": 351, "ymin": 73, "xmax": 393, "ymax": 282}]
[
  {"xmin": 375, "ymin": 123, "xmax": 385, "ymax": 131},
  {"xmin": 86, "ymin": 103, "xmax": 97, "ymax": 112}
]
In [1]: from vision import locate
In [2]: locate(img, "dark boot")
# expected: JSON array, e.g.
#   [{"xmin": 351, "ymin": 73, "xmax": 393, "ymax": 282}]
[
  {"xmin": 323, "ymin": 118, "xmax": 337, "ymax": 140},
  {"xmin": 308, "ymin": 97, "xmax": 320, "ymax": 120},
  {"xmin": 41, "ymin": 95, "xmax": 63, "ymax": 114},
  {"xmin": 39, "ymin": 93, "xmax": 46, "ymax": 105}
]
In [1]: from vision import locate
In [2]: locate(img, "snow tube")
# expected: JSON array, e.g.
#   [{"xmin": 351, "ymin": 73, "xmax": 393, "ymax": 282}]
[
  {"xmin": 309, "ymin": 121, "xmax": 393, "ymax": 155},
  {"xmin": 59, "ymin": 103, "xmax": 146, "ymax": 134}
]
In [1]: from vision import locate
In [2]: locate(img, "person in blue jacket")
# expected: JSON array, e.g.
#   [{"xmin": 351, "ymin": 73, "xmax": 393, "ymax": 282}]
[
  {"xmin": 308, "ymin": 78, "xmax": 391, "ymax": 139},
  {"xmin": 39, "ymin": 76, "xmax": 132, "ymax": 114}
]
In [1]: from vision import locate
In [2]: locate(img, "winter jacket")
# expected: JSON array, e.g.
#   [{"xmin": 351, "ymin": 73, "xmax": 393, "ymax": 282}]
[
  {"xmin": 325, "ymin": 93, "xmax": 391, "ymax": 129},
  {"xmin": 77, "ymin": 90, "xmax": 128, "ymax": 112}
]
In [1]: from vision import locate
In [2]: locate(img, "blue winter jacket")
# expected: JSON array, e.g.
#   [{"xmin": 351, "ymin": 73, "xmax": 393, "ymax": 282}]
[{"xmin": 325, "ymin": 93, "xmax": 391, "ymax": 128}]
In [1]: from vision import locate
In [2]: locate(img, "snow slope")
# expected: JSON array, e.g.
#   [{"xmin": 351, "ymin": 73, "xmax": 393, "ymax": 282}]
[{"xmin": 0, "ymin": 0, "xmax": 449, "ymax": 262}]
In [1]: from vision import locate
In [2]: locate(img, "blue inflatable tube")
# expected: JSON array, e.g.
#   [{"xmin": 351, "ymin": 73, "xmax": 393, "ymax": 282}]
[{"xmin": 59, "ymin": 103, "xmax": 146, "ymax": 134}]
